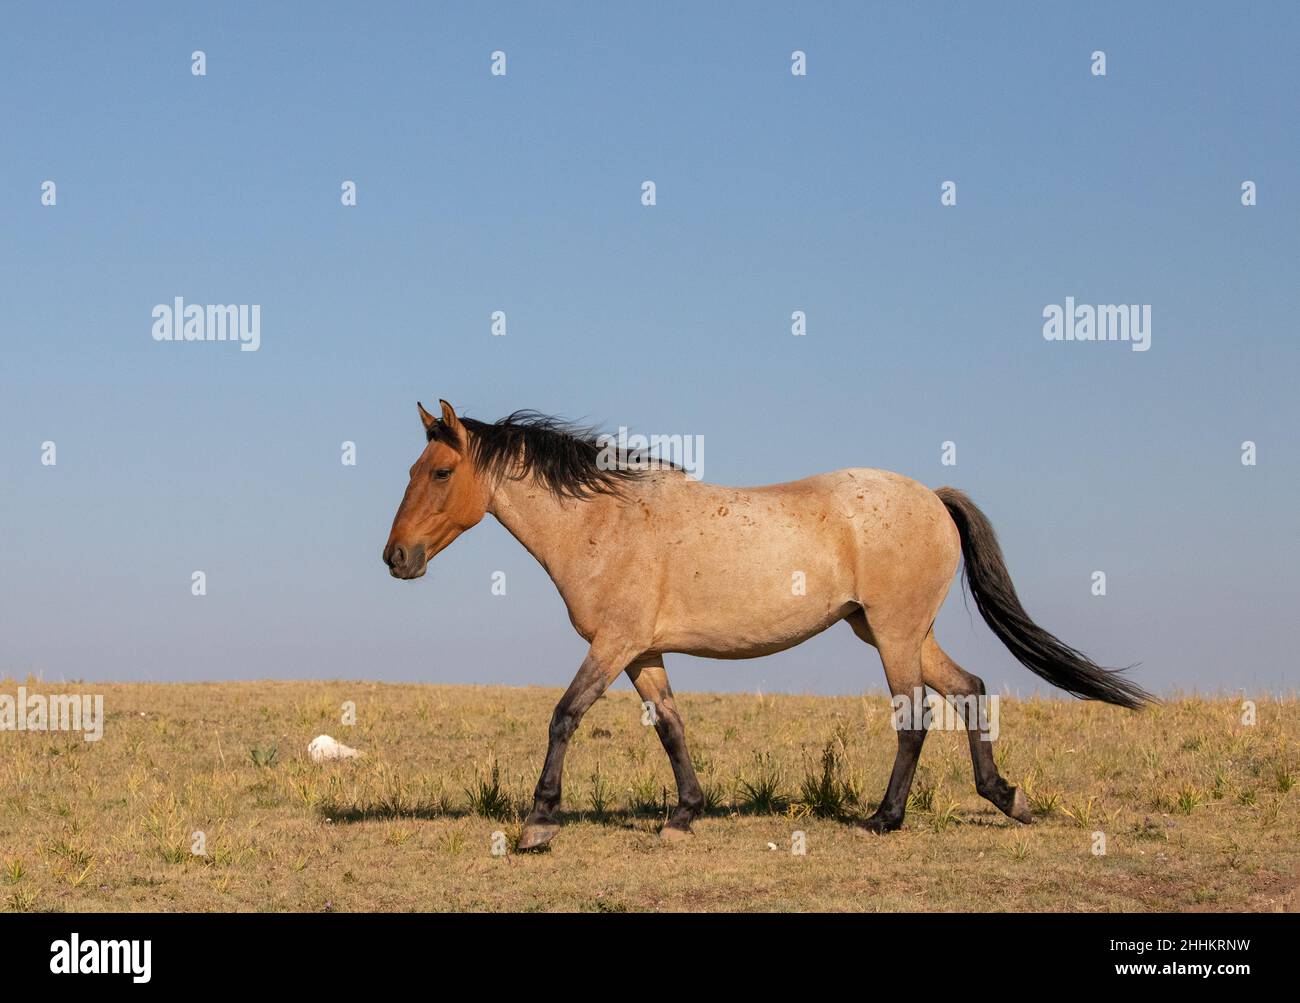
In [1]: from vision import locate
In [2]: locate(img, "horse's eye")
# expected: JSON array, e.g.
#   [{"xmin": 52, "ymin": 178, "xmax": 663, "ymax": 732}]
[{"xmin": 434, "ymin": 468, "xmax": 452, "ymax": 480}]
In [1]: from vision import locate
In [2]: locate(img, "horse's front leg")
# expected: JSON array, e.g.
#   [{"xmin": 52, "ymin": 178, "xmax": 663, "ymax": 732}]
[
  {"xmin": 517, "ymin": 639, "xmax": 637, "ymax": 851},
  {"xmin": 627, "ymin": 655, "xmax": 704, "ymax": 842}
]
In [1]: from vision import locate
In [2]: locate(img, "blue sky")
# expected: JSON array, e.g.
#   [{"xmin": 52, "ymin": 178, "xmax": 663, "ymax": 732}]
[{"xmin": 2, "ymin": 2, "xmax": 1296, "ymax": 696}]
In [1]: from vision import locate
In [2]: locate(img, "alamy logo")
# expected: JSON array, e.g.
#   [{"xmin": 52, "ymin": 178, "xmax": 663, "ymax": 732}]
[
  {"xmin": 152, "ymin": 297, "xmax": 261, "ymax": 352},
  {"xmin": 1042, "ymin": 297, "xmax": 1150, "ymax": 352},
  {"xmin": 891, "ymin": 687, "xmax": 1000, "ymax": 741},
  {"xmin": 50, "ymin": 934, "xmax": 151, "ymax": 983},
  {"xmin": 0, "ymin": 687, "xmax": 104, "ymax": 741},
  {"xmin": 595, "ymin": 427, "xmax": 704, "ymax": 480}
]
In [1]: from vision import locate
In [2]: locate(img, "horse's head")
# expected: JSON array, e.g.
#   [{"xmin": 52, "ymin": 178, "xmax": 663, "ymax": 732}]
[{"xmin": 383, "ymin": 400, "xmax": 490, "ymax": 579}]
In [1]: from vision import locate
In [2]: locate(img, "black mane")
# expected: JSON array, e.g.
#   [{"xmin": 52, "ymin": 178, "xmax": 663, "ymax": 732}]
[{"xmin": 429, "ymin": 410, "xmax": 662, "ymax": 499}]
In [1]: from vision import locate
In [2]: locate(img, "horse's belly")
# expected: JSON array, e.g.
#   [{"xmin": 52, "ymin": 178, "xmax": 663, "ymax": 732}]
[
  {"xmin": 657, "ymin": 598, "xmax": 858, "ymax": 659},
  {"xmin": 653, "ymin": 534, "xmax": 859, "ymax": 657}
]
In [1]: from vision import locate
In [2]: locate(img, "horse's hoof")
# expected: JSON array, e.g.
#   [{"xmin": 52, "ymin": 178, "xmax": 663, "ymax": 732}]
[
  {"xmin": 658, "ymin": 824, "xmax": 692, "ymax": 844},
  {"xmin": 1008, "ymin": 787, "xmax": 1034, "ymax": 825},
  {"xmin": 517, "ymin": 822, "xmax": 559, "ymax": 851},
  {"xmin": 856, "ymin": 814, "xmax": 902, "ymax": 836}
]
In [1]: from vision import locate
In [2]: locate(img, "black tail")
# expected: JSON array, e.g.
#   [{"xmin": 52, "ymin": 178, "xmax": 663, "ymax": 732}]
[{"xmin": 936, "ymin": 487, "xmax": 1153, "ymax": 709}]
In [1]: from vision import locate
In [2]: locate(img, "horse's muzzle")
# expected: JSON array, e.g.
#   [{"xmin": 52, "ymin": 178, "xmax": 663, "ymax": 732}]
[{"xmin": 383, "ymin": 541, "xmax": 427, "ymax": 580}]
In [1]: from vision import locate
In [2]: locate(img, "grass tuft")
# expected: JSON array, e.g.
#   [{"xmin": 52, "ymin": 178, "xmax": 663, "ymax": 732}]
[
  {"xmin": 735, "ymin": 753, "xmax": 788, "ymax": 815},
  {"xmin": 794, "ymin": 741, "xmax": 858, "ymax": 820},
  {"xmin": 249, "ymin": 745, "xmax": 278, "ymax": 768},
  {"xmin": 464, "ymin": 761, "xmax": 511, "ymax": 820}
]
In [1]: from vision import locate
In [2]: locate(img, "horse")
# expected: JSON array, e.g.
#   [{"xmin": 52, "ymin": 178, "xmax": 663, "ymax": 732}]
[{"xmin": 383, "ymin": 401, "xmax": 1151, "ymax": 850}]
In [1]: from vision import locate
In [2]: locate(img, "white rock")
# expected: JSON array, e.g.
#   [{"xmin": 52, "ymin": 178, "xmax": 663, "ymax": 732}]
[{"xmin": 308, "ymin": 734, "xmax": 362, "ymax": 762}]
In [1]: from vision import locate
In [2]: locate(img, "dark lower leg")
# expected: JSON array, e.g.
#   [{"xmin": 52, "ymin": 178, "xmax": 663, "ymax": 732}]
[
  {"xmin": 654, "ymin": 706, "xmax": 704, "ymax": 830},
  {"xmin": 962, "ymin": 700, "xmax": 1032, "ymax": 823},
  {"xmin": 628, "ymin": 660, "xmax": 703, "ymax": 833},
  {"xmin": 525, "ymin": 706, "xmax": 581, "ymax": 827},
  {"xmin": 521, "ymin": 650, "xmax": 623, "ymax": 844},
  {"xmin": 862, "ymin": 638, "xmax": 928, "ymax": 834},
  {"xmin": 966, "ymin": 728, "xmax": 1028, "ymax": 819},
  {"xmin": 926, "ymin": 646, "xmax": 1032, "ymax": 824},
  {"xmin": 862, "ymin": 725, "xmax": 927, "ymax": 832}
]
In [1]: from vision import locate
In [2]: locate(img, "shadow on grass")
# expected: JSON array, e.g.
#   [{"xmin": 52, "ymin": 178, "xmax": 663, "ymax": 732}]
[{"xmin": 315, "ymin": 801, "xmax": 750, "ymax": 826}]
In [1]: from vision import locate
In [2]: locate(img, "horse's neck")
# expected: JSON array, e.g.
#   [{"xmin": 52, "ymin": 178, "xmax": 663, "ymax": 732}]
[{"xmin": 487, "ymin": 477, "xmax": 613, "ymax": 576}]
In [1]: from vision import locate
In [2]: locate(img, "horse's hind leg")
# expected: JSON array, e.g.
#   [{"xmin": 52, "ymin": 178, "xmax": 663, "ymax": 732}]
[
  {"xmin": 626, "ymin": 655, "xmax": 704, "ymax": 842},
  {"xmin": 921, "ymin": 632, "xmax": 1033, "ymax": 824},
  {"xmin": 848, "ymin": 611, "xmax": 928, "ymax": 833}
]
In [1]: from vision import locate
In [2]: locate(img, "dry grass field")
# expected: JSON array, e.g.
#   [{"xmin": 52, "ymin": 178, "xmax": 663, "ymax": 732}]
[{"xmin": 1, "ymin": 678, "xmax": 1296, "ymax": 912}]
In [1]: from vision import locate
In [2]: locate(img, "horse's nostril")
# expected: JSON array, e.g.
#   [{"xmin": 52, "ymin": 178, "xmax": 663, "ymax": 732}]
[{"xmin": 385, "ymin": 544, "xmax": 406, "ymax": 568}]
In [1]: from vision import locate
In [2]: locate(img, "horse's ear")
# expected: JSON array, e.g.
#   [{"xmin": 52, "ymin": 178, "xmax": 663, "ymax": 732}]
[
  {"xmin": 417, "ymin": 401, "xmax": 437, "ymax": 435},
  {"xmin": 438, "ymin": 400, "xmax": 464, "ymax": 436}
]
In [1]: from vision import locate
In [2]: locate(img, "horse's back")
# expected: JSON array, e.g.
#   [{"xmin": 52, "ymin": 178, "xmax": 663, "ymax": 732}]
[
  {"xmin": 652, "ymin": 465, "xmax": 953, "ymax": 543},
  {"xmin": 713, "ymin": 466, "xmax": 951, "ymax": 525}
]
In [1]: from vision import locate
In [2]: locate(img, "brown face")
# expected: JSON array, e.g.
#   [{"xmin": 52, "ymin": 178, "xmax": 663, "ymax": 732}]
[{"xmin": 383, "ymin": 401, "xmax": 489, "ymax": 580}]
